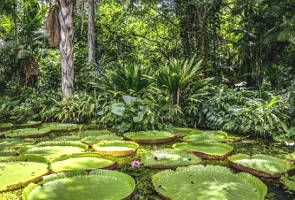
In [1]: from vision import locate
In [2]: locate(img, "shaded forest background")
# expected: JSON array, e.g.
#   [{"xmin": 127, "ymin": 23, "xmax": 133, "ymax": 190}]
[{"xmin": 0, "ymin": 0, "xmax": 294, "ymax": 139}]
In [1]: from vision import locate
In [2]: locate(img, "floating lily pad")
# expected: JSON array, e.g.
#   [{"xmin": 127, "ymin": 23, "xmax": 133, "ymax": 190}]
[
  {"xmin": 42, "ymin": 123, "xmax": 81, "ymax": 132},
  {"xmin": 82, "ymin": 134, "xmax": 123, "ymax": 146},
  {"xmin": 0, "ymin": 138, "xmax": 35, "ymax": 155},
  {"xmin": 0, "ymin": 156, "xmax": 49, "ymax": 191},
  {"xmin": 228, "ymin": 154, "xmax": 294, "ymax": 177},
  {"xmin": 168, "ymin": 127, "xmax": 198, "ymax": 135},
  {"xmin": 124, "ymin": 131, "xmax": 177, "ymax": 144},
  {"xmin": 281, "ymin": 175, "xmax": 295, "ymax": 191},
  {"xmin": 141, "ymin": 149, "xmax": 201, "ymax": 169},
  {"xmin": 78, "ymin": 129, "xmax": 114, "ymax": 136},
  {"xmin": 0, "ymin": 123, "xmax": 13, "ymax": 131},
  {"xmin": 183, "ymin": 131, "xmax": 228, "ymax": 142},
  {"xmin": 20, "ymin": 141, "xmax": 88, "ymax": 160},
  {"xmin": 173, "ymin": 142, "xmax": 234, "ymax": 160},
  {"xmin": 152, "ymin": 165, "xmax": 267, "ymax": 200},
  {"xmin": 22, "ymin": 169, "xmax": 135, "ymax": 200},
  {"xmin": 3, "ymin": 128, "xmax": 51, "ymax": 138},
  {"xmin": 51, "ymin": 153, "xmax": 117, "ymax": 173},
  {"xmin": 14, "ymin": 121, "xmax": 42, "ymax": 129},
  {"xmin": 285, "ymin": 152, "xmax": 295, "ymax": 163},
  {"xmin": 93, "ymin": 141, "xmax": 139, "ymax": 157}
]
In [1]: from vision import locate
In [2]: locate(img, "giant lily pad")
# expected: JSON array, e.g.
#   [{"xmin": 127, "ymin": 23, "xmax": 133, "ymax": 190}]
[
  {"xmin": 14, "ymin": 121, "xmax": 42, "ymax": 129},
  {"xmin": 172, "ymin": 142, "xmax": 234, "ymax": 160},
  {"xmin": 3, "ymin": 128, "xmax": 51, "ymax": 138},
  {"xmin": 82, "ymin": 134, "xmax": 123, "ymax": 146},
  {"xmin": 20, "ymin": 141, "xmax": 88, "ymax": 160},
  {"xmin": 0, "ymin": 138, "xmax": 35, "ymax": 155},
  {"xmin": 281, "ymin": 175, "xmax": 295, "ymax": 191},
  {"xmin": 228, "ymin": 154, "xmax": 294, "ymax": 177},
  {"xmin": 141, "ymin": 149, "xmax": 201, "ymax": 169},
  {"xmin": 93, "ymin": 141, "xmax": 139, "ymax": 157},
  {"xmin": 152, "ymin": 165, "xmax": 267, "ymax": 200},
  {"xmin": 0, "ymin": 156, "xmax": 49, "ymax": 191},
  {"xmin": 285, "ymin": 152, "xmax": 295, "ymax": 163},
  {"xmin": 42, "ymin": 123, "xmax": 81, "ymax": 132},
  {"xmin": 0, "ymin": 123, "xmax": 13, "ymax": 131},
  {"xmin": 182, "ymin": 131, "xmax": 228, "ymax": 142},
  {"xmin": 22, "ymin": 169, "xmax": 135, "ymax": 200},
  {"xmin": 182, "ymin": 130, "xmax": 241, "ymax": 143},
  {"xmin": 78, "ymin": 129, "xmax": 114, "ymax": 136},
  {"xmin": 124, "ymin": 131, "xmax": 177, "ymax": 144},
  {"xmin": 51, "ymin": 153, "xmax": 117, "ymax": 173}
]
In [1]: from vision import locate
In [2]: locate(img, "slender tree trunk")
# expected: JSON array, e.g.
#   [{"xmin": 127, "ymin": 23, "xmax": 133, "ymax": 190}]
[
  {"xmin": 58, "ymin": 0, "xmax": 75, "ymax": 97},
  {"xmin": 87, "ymin": 0, "xmax": 96, "ymax": 63}
]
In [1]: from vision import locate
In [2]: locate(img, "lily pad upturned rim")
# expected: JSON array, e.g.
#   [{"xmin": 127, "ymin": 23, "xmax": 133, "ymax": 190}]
[
  {"xmin": 228, "ymin": 154, "xmax": 294, "ymax": 178},
  {"xmin": 50, "ymin": 153, "xmax": 117, "ymax": 172},
  {"xmin": 152, "ymin": 165, "xmax": 267, "ymax": 200},
  {"xmin": 93, "ymin": 140, "xmax": 139, "ymax": 157},
  {"xmin": 141, "ymin": 149, "xmax": 202, "ymax": 169},
  {"xmin": 42, "ymin": 123, "xmax": 82, "ymax": 132},
  {"xmin": 285, "ymin": 152, "xmax": 295, "ymax": 163},
  {"xmin": 0, "ymin": 155, "xmax": 50, "ymax": 192},
  {"xmin": 81, "ymin": 134, "xmax": 123, "ymax": 146},
  {"xmin": 3, "ymin": 128, "xmax": 51, "ymax": 138},
  {"xmin": 172, "ymin": 142, "xmax": 234, "ymax": 160},
  {"xmin": 124, "ymin": 131, "xmax": 177, "ymax": 144},
  {"xmin": 0, "ymin": 123, "xmax": 13, "ymax": 131},
  {"xmin": 22, "ymin": 169, "xmax": 136, "ymax": 200}
]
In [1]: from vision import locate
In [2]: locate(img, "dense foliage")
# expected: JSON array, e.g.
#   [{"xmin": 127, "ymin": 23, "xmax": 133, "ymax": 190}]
[{"xmin": 0, "ymin": 0, "xmax": 294, "ymax": 139}]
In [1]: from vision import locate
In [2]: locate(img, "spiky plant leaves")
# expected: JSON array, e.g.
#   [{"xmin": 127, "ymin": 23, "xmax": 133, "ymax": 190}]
[
  {"xmin": 228, "ymin": 154, "xmax": 294, "ymax": 177},
  {"xmin": 82, "ymin": 134, "xmax": 123, "ymax": 146},
  {"xmin": 281, "ymin": 175, "xmax": 295, "ymax": 191},
  {"xmin": 152, "ymin": 165, "xmax": 267, "ymax": 200},
  {"xmin": 93, "ymin": 140, "xmax": 139, "ymax": 157},
  {"xmin": 20, "ymin": 141, "xmax": 88, "ymax": 160},
  {"xmin": 42, "ymin": 123, "xmax": 81, "ymax": 132},
  {"xmin": 141, "ymin": 149, "xmax": 201, "ymax": 169},
  {"xmin": 51, "ymin": 153, "xmax": 117, "ymax": 173},
  {"xmin": 124, "ymin": 131, "xmax": 176, "ymax": 143},
  {"xmin": 3, "ymin": 128, "xmax": 51, "ymax": 138},
  {"xmin": 173, "ymin": 142, "xmax": 234, "ymax": 159},
  {"xmin": 22, "ymin": 169, "xmax": 135, "ymax": 200},
  {"xmin": 0, "ymin": 155, "xmax": 49, "ymax": 191}
]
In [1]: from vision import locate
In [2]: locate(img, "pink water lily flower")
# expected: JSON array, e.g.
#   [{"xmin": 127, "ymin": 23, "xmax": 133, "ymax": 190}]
[{"xmin": 131, "ymin": 161, "xmax": 142, "ymax": 167}]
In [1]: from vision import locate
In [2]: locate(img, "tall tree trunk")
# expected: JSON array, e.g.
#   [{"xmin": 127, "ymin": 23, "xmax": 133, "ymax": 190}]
[
  {"xmin": 58, "ymin": 0, "xmax": 75, "ymax": 97},
  {"xmin": 87, "ymin": 0, "xmax": 96, "ymax": 63}
]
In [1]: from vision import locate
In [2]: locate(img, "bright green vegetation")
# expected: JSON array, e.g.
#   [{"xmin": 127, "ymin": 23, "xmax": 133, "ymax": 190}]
[
  {"xmin": 3, "ymin": 128, "xmax": 51, "ymax": 138},
  {"xmin": 0, "ymin": 156, "xmax": 48, "ymax": 191},
  {"xmin": 51, "ymin": 153, "xmax": 116, "ymax": 173},
  {"xmin": 228, "ymin": 154, "xmax": 294, "ymax": 176},
  {"xmin": 42, "ymin": 123, "xmax": 81, "ymax": 132},
  {"xmin": 124, "ymin": 131, "xmax": 175, "ymax": 140},
  {"xmin": 141, "ymin": 149, "xmax": 201, "ymax": 168},
  {"xmin": 93, "ymin": 140, "xmax": 139, "ymax": 157},
  {"xmin": 82, "ymin": 134, "xmax": 122, "ymax": 145},
  {"xmin": 0, "ymin": 138, "xmax": 34, "ymax": 155},
  {"xmin": 281, "ymin": 175, "xmax": 295, "ymax": 191},
  {"xmin": 152, "ymin": 165, "xmax": 267, "ymax": 200},
  {"xmin": 22, "ymin": 170, "xmax": 135, "ymax": 200},
  {"xmin": 173, "ymin": 142, "xmax": 234, "ymax": 157},
  {"xmin": 20, "ymin": 141, "xmax": 88, "ymax": 160}
]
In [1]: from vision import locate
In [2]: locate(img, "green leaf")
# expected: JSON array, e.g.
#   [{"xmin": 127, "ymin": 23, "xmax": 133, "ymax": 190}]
[{"xmin": 111, "ymin": 103, "xmax": 125, "ymax": 116}]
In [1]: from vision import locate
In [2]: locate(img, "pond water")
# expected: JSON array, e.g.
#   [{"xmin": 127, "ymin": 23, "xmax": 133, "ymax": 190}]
[{"xmin": 0, "ymin": 130, "xmax": 294, "ymax": 200}]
